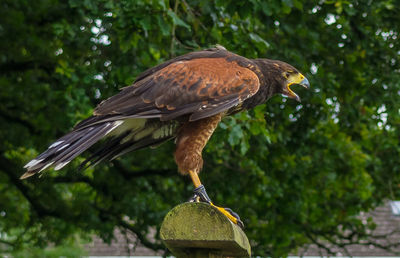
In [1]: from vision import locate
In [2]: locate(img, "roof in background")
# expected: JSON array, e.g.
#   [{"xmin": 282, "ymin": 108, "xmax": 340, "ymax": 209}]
[
  {"xmin": 298, "ymin": 201, "xmax": 400, "ymax": 257},
  {"xmin": 86, "ymin": 202, "xmax": 400, "ymax": 257},
  {"xmin": 85, "ymin": 228, "xmax": 163, "ymax": 257}
]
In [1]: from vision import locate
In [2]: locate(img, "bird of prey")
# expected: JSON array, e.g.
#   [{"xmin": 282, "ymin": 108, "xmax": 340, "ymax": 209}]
[{"xmin": 22, "ymin": 46, "xmax": 309, "ymax": 228}]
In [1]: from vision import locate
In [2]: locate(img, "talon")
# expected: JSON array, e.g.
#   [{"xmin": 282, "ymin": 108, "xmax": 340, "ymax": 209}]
[
  {"xmin": 188, "ymin": 195, "xmax": 200, "ymax": 203},
  {"xmin": 224, "ymin": 208, "xmax": 242, "ymax": 222},
  {"xmin": 226, "ymin": 208, "xmax": 244, "ymax": 229},
  {"xmin": 211, "ymin": 203, "xmax": 245, "ymax": 229}
]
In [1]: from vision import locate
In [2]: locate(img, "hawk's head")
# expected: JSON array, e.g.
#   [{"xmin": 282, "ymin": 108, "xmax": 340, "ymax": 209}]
[{"xmin": 256, "ymin": 59, "xmax": 310, "ymax": 102}]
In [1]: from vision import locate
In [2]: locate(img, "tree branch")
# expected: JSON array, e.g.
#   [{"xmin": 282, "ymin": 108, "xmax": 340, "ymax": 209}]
[
  {"xmin": 112, "ymin": 160, "xmax": 177, "ymax": 179},
  {"xmin": 119, "ymin": 219, "xmax": 165, "ymax": 251},
  {"xmin": 0, "ymin": 111, "xmax": 38, "ymax": 135},
  {"xmin": 169, "ymin": 0, "xmax": 180, "ymax": 58},
  {"xmin": 0, "ymin": 60, "xmax": 55, "ymax": 74},
  {"xmin": 0, "ymin": 156, "xmax": 60, "ymax": 218},
  {"xmin": 50, "ymin": 174, "xmax": 93, "ymax": 185}
]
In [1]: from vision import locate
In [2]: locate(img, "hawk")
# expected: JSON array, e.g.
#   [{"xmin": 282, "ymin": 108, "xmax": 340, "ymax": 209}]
[{"xmin": 22, "ymin": 46, "xmax": 309, "ymax": 228}]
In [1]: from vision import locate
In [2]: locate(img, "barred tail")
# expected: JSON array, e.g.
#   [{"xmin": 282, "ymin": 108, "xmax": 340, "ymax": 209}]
[{"xmin": 21, "ymin": 121, "xmax": 123, "ymax": 179}]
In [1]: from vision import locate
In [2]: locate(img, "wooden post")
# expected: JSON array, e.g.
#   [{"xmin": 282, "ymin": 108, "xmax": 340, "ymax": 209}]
[{"xmin": 160, "ymin": 202, "xmax": 251, "ymax": 258}]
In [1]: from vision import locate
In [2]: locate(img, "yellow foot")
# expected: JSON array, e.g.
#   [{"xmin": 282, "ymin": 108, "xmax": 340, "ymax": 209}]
[
  {"xmin": 210, "ymin": 202, "xmax": 244, "ymax": 228},
  {"xmin": 190, "ymin": 185, "xmax": 244, "ymax": 229}
]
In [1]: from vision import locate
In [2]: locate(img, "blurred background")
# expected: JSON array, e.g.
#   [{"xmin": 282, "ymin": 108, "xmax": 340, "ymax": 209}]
[{"xmin": 0, "ymin": 0, "xmax": 400, "ymax": 256}]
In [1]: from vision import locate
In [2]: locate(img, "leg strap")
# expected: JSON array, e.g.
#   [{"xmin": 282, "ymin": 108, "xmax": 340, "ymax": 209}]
[{"xmin": 193, "ymin": 185, "xmax": 212, "ymax": 203}]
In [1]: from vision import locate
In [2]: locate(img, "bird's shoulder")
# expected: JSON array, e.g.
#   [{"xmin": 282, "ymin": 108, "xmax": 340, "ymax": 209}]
[{"xmin": 134, "ymin": 47, "xmax": 258, "ymax": 84}]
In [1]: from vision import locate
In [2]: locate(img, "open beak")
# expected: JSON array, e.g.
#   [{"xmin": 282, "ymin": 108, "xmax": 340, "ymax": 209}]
[
  {"xmin": 285, "ymin": 75, "xmax": 310, "ymax": 102},
  {"xmin": 299, "ymin": 77, "xmax": 310, "ymax": 89}
]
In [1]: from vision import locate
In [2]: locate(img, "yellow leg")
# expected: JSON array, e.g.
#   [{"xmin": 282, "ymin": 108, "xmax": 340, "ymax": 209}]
[
  {"xmin": 188, "ymin": 170, "xmax": 242, "ymax": 228},
  {"xmin": 189, "ymin": 170, "xmax": 201, "ymax": 188}
]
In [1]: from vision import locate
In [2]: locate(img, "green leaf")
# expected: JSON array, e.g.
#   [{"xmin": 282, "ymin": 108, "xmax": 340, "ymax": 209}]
[
  {"xmin": 249, "ymin": 33, "xmax": 270, "ymax": 49},
  {"xmin": 157, "ymin": 15, "xmax": 171, "ymax": 36},
  {"xmin": 167, "ymin": 9, "xmax": 191, "ymax": 30}
]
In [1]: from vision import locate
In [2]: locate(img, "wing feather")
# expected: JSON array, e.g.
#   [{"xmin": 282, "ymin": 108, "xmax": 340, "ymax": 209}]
[{"xmin": 94, "ymin": 51, "xmax": 260, "ymax": 122}]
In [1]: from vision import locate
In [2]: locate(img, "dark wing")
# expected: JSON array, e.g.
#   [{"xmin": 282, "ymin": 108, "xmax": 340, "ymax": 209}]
[{"xmin": 92, "ymin": 53, "xmax": 260, "ymax": 123}]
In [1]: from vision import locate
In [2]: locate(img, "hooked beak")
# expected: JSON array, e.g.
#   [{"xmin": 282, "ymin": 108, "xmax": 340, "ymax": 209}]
[
  {"xmin": 299, "ymin": 77, "xmax": 310, "ymax": 89},
  {"xmin": 285, "ymin": 75, "xmax": 310, "ymax": 102}
]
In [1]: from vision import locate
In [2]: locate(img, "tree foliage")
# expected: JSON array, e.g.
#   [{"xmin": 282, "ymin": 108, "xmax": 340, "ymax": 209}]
[{"xmin": 1, "ymin": 0, "xmax": 400, "ymax": 256}]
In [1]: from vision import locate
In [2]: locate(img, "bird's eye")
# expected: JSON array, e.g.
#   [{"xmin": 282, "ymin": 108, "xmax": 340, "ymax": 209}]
[{"xmin": 284, "ymin": 72, "xmax": 291, "ymax": 78}]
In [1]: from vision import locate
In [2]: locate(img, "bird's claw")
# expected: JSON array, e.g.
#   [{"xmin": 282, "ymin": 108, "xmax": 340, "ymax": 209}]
[
  {"xmin": 189, "ymin": 185, "xmax": 244, "ymax": 229},
  {"xmin": 223, "ymin": 207, "xmax": 244, "ymax": 229}
]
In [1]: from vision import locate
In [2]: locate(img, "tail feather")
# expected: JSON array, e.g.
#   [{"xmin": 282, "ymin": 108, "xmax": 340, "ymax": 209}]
[
  {"xmin": 22, "ymin": 118, "xmax": 179, "ymax": 179},
  {"xmin": 21, "ymin": 121, "xmax": 123, "ymax": 179},
  {"xmin": 78, "ymin": 125, "xmax": 175, "ymax": 170},
  {"xmin": 78, "ymin": 130, "xmax": 132, "ymax": 170}
]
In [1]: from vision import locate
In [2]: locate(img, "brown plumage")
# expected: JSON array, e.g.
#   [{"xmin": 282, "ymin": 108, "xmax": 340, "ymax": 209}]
[
  {"xmin": 175, "ymin": 113, "xmax": 223, "ymax": 175},
  {"xmin": 22, "ymin": 46, "xmax": 309, "ymax": 179}
]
